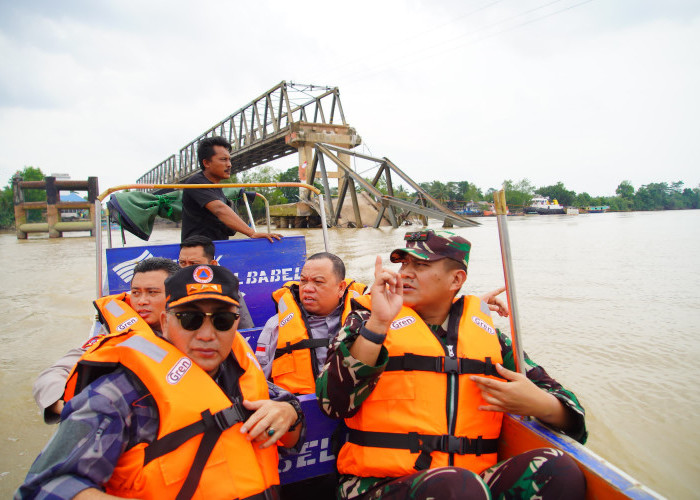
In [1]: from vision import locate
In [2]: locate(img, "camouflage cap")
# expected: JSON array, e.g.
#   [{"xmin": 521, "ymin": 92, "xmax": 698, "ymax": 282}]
[{"xmin": 390, "ymin": 229, "xmax": 471, "ymax": 271}]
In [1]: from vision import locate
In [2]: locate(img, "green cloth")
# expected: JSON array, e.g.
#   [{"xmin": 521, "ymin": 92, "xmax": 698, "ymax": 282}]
[{"xmin": 107, "ymin": 190, "xmax": 183, "ymax": 241}]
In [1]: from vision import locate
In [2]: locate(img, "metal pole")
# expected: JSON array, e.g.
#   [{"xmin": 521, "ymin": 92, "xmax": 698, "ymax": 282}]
[
  {"xmin": 494, "ymin": 189, "xmax": 526, "ymax": 376},
  {"xmin": 255, "ymin": 193, "xmax": 271, "ymax": 234},
  {"xmin": 94, "ymin": 200, "xmax": 103, "ymax": 299},
  {"xmin": 318, "ymin": 193, "xmax": 330, "ymax": 252},
  {"xmin": 242, "ymin": 192, "xmax": 257, "ymax": 232},
  {"xmin": 105, "ymin": 207, "xmax": 113, "ymax": 249}
]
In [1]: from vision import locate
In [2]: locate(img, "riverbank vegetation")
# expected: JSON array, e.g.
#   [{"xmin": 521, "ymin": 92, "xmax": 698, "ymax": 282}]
[
  {"xmin": 0, "ymin": 167, "xmax": 46, "ymax": 229},
  {"xmin": 1, "ymin": 165, "xmax": 698, "ymax": 229}
]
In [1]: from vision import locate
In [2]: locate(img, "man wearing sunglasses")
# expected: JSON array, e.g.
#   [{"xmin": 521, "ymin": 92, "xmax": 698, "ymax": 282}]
[
  {"xmin": 18, "ymin": 265, "xmax": 304, "ymax": 500},
  {"xmin": 33, "ymin": 236, "xmax": 260, "ymax": 423}
]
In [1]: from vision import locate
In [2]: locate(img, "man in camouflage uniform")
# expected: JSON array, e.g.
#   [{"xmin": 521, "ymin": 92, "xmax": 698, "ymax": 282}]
[{"xmin": 316, "ymin": 229, "xmax": 587, "ymax": 499}]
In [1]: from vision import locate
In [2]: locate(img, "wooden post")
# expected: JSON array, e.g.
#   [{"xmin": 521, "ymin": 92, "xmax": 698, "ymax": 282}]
[
  {"xmin": 87, "ymin": 177, "xmax": 99, "ymax": 236},
  {"xmin": 347, "ymin": 177, "xmax": 363, "ymax": 227},
  {"xmin": 45, "ymin": 176, "xmax": 61, "ymax": 238},
  {"xmin": 12, "ymin": 175, "xmax": 27, "ymax": 239},
  {"xmin": 298, "ymin": 144, "xmax": 313, "ymax": 204}
]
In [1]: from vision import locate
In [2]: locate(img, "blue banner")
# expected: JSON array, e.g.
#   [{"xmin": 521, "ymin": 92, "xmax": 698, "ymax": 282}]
[
  {"xmin": 105, "ymin": 236, "xmax": 306, "ymax": 327},
  {"xmin": 279, "ymin": 395, "xmax": 342, "ymax": 483}
]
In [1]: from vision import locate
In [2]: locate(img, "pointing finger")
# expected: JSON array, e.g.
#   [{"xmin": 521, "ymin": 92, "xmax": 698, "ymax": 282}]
[{"xmin": 374, "ymin": 255, "xmax": 383, "ymax": 277}]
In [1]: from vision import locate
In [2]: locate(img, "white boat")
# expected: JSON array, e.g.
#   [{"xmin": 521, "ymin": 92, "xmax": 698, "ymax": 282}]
[{"xmin": 525, "ymin": 196, "xmax": 566, "ymax": 215}]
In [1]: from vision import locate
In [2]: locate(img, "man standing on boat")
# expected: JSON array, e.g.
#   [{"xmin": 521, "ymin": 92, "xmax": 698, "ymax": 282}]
[
  {"xmin": 17, "ymin": 265, "xmax": 304, "ymax": 500},
  {"xmin": 33, "ymin": 257, "xmax": 179, "ymax": 423},
  {"xmin": 181, "ymin": 136, "xmax": 282, "ymax": 242},
  {"xmin": 316, "ymin": 230, "xmax": 587, "ymax": 499}
]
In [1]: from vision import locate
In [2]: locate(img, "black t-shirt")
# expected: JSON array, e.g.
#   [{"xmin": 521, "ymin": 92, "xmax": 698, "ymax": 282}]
[{"xmin": 181, "ymin": 171, "xmax": 236, "ymax": 241}]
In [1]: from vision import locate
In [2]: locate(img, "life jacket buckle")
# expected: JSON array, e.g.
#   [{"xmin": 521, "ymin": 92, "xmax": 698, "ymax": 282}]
[
  {"xmin": 213, "ymin": 404, "xmax": 245, "ymax": 431},
  {"xmin": 443, "ymin": 435, "xmax": 463, "ymax": 454},
  {"xmin": 443, "ymin": 356, "xmax": 460, "ymax": 374}
]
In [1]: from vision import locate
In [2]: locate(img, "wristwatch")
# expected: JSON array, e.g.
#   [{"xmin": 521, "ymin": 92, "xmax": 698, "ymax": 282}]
[
  {"xmin": 359, "ymin": 322, "xmax": 387, "ymax": 345},
  {"xmin": 287, "ymin": 398, "xmax": 304, "ymax": 432}
]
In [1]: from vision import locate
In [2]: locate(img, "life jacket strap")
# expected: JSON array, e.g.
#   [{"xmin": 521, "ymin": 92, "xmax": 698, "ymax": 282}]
[
  {"xmin": 274, "ymin": 338, "xmax": 330, "ymax": 358},
  {"xmin": 385, "ymin": 353, "xmax": 502, "ymax": 378},
  {"xmin": 347, "ymin": 429, "xmax": 497, "ymax": 470},
  {"xmin": 176, "ymin": 410, "xmax": 222, "ymax": 500},
  {"xmin": 143, "ymin": 403, "xmax": 248, "ymax": 465}
]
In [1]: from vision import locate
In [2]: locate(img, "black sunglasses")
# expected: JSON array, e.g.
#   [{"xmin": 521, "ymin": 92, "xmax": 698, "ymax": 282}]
[{"xmin": 169, "ymin": 310, "xmax": 240, "ymax": 331}]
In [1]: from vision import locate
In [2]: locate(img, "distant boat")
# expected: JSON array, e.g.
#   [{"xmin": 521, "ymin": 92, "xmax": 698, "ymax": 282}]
[
  {"xmin": 525, "ymin": 196, "xmax": 565, "ymax": 215},
  {"xmin": 455, "ymin": 202, "xmax": 483, "ymax": 216},
  {"xmin": 566, "ymin": 207, "xmax": 580, "ymax": 215},
  {"xmin": 585, "ymin": 206, "xmax": 609, "ymax": 213}
]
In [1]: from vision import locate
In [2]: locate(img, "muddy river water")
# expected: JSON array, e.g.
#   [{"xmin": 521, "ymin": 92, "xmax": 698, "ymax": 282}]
[{"xmin": 1, "ymin": 210, "xmax": 699, "ymax": 497}]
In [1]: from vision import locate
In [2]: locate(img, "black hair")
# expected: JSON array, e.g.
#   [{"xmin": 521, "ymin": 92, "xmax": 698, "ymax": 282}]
[
  {"xmin": 132, "ymin": 257, "xmax": 180, "ymax": 281},
  {"xmin": 180, "ymin": 235, "xmax": 216, "ymax": 261},
  {"xmin": 197, "ymin": 136, "xmax": 232, "ymax": 170},
  {"xmin": 307, "ymin": 252, "xmax": 346, "ymax": 281},
  {"xmin": 441, "ymin": 257, "xmax": 467, "ymax": 274}
]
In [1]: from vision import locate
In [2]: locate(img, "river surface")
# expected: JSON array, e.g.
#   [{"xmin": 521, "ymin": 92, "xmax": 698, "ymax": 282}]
[{"xmin": 1, "ymin": 210, "xmax": 699, "ymax": 498}]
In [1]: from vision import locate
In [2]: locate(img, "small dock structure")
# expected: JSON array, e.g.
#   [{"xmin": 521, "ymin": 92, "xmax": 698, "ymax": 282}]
[{"xmin": 13, "ymin": 175, "xmax": 99, "ymax": 238}]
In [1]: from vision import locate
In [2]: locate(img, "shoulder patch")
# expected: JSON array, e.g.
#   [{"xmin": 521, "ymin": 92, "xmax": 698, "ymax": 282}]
[{"xmin": 81, "ymin": 334, "xmax": 105, "ymax": 350}]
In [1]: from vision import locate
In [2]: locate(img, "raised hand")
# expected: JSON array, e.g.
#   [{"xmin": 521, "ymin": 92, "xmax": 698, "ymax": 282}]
[
  {"xmin": 480, "ymin": 286, "xmax": 509, "ymax": 317},
  {"xmin": 367, "ymin": 255, "xmax": 403, "ymax": 331}
]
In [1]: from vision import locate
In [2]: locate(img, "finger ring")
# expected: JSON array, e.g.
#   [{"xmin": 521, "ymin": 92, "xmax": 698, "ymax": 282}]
[{"xmin": 267, "ymin": 427, "xmax": 275, "ymax": 437}]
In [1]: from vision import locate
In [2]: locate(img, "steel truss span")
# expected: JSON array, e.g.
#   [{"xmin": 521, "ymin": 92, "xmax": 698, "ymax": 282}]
[{"xmin": 137, "ymin": 81, "xmax": 350, "ymax": 185}]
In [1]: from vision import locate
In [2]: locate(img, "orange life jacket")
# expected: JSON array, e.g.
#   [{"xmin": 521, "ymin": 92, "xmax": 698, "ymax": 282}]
[
  {"xmin": 93, "ymin": 292, "xmax": 153, "ymax": 335},
  {"xmin": 271, "ymin": 279, "xmax": 367, "ymax": 394},
  {"xmin": 338, "ymin": 294, "xmax": 504, "ymax": 477},
  {"xmin": 63, "ymin": 293, "xmax": 155, "ymax": 398},
  {"xmin": 64, "ymin": 329, "xmax": 280, "ymax": 500}
]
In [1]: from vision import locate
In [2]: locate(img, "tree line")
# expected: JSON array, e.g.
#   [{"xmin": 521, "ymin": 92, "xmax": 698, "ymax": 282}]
[
  {"xmin": 415, "ymin": 179, "xmax": 700, "ymax": 212},
  {"xmin": 2, "ymin": 166, "xmax": 698, "ymax": 230}
]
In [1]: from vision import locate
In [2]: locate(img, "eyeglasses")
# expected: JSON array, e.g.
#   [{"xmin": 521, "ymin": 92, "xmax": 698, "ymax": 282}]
[{"xmin": 169, "ymin": 310, "xmax": 240, "ymax": 331}]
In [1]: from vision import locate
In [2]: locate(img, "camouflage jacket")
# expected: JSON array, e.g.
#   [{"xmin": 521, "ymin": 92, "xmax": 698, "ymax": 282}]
[{"xmin": 315, "ymin": 300, "xmax": 587, "ymax": 500}]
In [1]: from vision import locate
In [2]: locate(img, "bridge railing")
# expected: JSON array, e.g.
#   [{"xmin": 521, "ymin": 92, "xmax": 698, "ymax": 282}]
[{"xmin": 137, "ymin": 82, "xmax": 346, "ymax": 185}]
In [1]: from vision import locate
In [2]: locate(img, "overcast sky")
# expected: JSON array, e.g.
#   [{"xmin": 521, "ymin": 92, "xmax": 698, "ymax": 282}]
[{"xmin": 1, "ymin": 0, "xmax": 698, "ymax": 197}]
